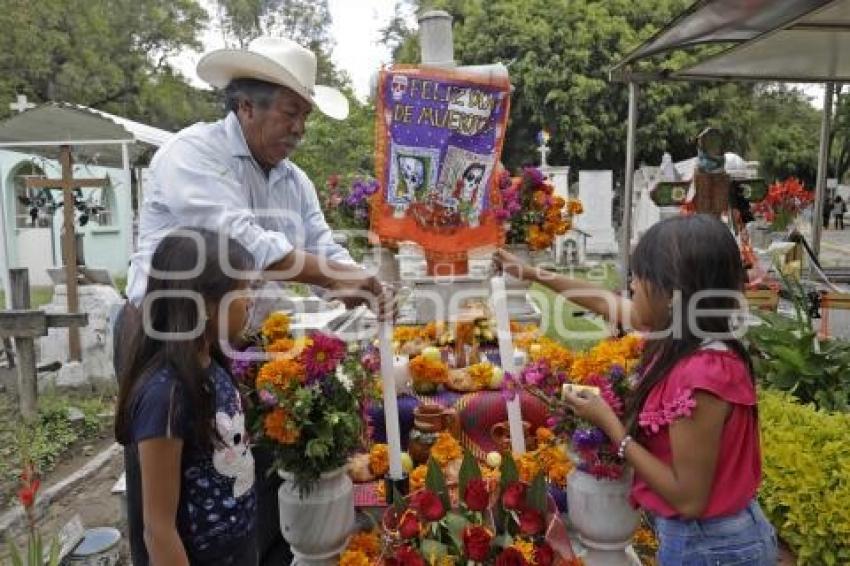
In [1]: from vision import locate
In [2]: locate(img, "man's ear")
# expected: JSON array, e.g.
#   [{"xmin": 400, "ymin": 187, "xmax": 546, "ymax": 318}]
[{"xmin": 237, "ymin": 97, "xmax": 254, "ymax": 120}]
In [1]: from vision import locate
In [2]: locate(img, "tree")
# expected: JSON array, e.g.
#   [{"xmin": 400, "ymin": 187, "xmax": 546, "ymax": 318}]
[
  {"xmin": 0, "ymin": 0, "xmax": 215, "ymax": 129},
  {"xmin": 830, "ymin": 85, "xmax": 850, "ymax": 184},
  {"xmin": 390, "ymin": 0, "xmax": 769, "ymax": 179}
]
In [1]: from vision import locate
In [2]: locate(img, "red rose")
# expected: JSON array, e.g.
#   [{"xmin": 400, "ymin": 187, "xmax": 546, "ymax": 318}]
[
  {"xmin": 395, "ymin": 545, "xmax": 427, "ymax": 566},
  {"xmin": 463, "ymin": 478, "xmax": 490, "ymax": 512},
  {"xmin": 462, "ymin": 525, "xmax": 493, "ymax": 562},
  {"xmin": 411, "ymin": 490, "xmax": 445, "ymax": 521},
  {"xmin": 535, "ymin": 543, "xmax": 555, "ymax": 566},
  {"xmin": 494, "ymin": 547, "xmax": 528, "ymax": 566},
  {"xmin": 518, "ymin": 508, "xmax": 544, "ymax": 535},
  {"xmin": 501, "ymin": 481, "xmax": 526, "ymax": 510},
  {"xmin": 399, "ymin": 510, "xmax": 421, "ymax": 539}
]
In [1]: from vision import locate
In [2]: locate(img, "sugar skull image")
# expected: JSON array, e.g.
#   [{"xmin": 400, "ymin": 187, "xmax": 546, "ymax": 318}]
[
  {"xmin": 391, "ymin": 75, "xmax": 408, "ymax": 102},
  {"xmin": 397, "ymin": 155, "xmax": 427, "ymax": 201}
]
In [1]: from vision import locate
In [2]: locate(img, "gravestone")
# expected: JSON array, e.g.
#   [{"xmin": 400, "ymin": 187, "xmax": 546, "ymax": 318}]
[{"xmin": 577, "ymin": 171, "xmax": 618, "ymax": 256}]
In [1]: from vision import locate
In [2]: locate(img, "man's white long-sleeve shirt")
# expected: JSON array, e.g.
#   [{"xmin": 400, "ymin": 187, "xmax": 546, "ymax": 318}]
[{"xmin": 126, "ymin": 112, "xmax": 352, "ymax": 305}]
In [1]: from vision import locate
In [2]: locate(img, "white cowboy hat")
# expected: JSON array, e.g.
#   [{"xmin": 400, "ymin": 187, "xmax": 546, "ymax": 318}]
[{"xmin": 197, "ymin": 36, "xmax": 349, "ymax": 120}]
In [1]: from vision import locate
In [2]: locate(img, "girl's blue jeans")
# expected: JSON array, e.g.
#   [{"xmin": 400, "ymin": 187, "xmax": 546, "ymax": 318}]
[{"xmin": 653, "ymin": 499, "xmax": 778, "ymax": 565}]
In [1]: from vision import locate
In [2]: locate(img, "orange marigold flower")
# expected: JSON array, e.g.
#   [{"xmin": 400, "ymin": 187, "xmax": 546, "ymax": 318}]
[
  {"xmin": 410, "ymin": 465, "xmax": 428, "ymax": 492},
  {"xmin": 256, "ymin": 358, "xmax": 306, "ymax": 389},
  {"xmin": 348, "ymin": 530, "xmax": 381, "ymax": 559},
  {"xmin": 339, "ymin": 550, "xmax": 371, "ymax": 566},
  {"xmin": 264, "ymin": 408, "xmax": 299, "ymax": 444},
  {"xmin": 266, "ymin": 338, "xmax": 295, "ymax": 354},
  {"xmin": 516, "ymin": 452, "xmax": 541, "ymax": 483},
  {"xmin": 568, "ymin": 199, "xmax": 584, "ymax": 215},
  {"xmin": 430, "ymin": 432, "xmax": 462, "ymax": 466},
  {"xmin": 511, "ymin": 538, "xmax": 537, "ymax": 563},
  {"xmin": 549, "ymin": 461, "xmax": 572, "ymax": 487},
  {"xmin": 369, "ymin": 443, "xmax": 389, "ymax": 476},
  {"xmin": 409, "ymin": 355, "xmax": 448, "ymax": 384},
  {"xmin": 536, "ymin": 427, "xmax": 555, "ymax": 445},
  {"xmin": 552, "ymin": 195, "xmax": 566, "ymax": 209},
  {"xmin": 393, "ymin": 326, "xmax": 421, "ymax": 343},
  {"xmin": 261, "ymin": 312, "xmax": 290, "ymax": 340},
  {"xmin": 467, "ymin": 362, "xmax": 494, "ymax": 389}
]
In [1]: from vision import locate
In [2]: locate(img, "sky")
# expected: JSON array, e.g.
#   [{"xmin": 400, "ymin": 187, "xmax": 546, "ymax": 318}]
[{"xmin": 171, "ymin": 0, "xmax": 416, "ymax": 101}]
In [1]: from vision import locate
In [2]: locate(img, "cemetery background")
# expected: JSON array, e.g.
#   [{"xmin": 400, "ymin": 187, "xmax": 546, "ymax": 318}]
[{"xmin": 0, "ymin": 0, "xmax": 849, "ymax": 564}]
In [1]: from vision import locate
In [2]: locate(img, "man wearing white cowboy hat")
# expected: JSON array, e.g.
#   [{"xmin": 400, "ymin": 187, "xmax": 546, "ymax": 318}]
[{"xmin": 118, "ymin": 37, "xmax": 387, "ymax": 566}]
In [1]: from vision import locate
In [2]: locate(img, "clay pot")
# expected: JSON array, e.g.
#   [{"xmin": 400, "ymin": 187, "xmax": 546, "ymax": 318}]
[
  {"xmin": 408, "ymin": 405, "xmax": 459, "ymax": 465},
  {"xmin": 490, "ymin": 421, "xmax": 537, "ymax": 453}
]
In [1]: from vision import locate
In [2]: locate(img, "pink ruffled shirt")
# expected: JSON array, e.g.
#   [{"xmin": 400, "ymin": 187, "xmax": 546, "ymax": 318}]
[{"xmin": 630, "ymin": 347, "xmax": 761, "ymax": 519}]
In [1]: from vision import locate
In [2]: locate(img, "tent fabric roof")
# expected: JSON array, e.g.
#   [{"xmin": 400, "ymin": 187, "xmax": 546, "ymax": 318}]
[
  {"xmin": 0, "ymin": 103, "xmax": 172, "ymax": 167},
  {"xmin": 675, "ymin": 0, "xmax": 850, "ymax": 81},
  {"xmin": 613, "ymin": 0, "xmax": 850, "ymax": 82}
]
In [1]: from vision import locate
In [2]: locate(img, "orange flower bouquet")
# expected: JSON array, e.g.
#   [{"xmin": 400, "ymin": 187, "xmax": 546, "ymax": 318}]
[
  {"xmin": 495, "ymin": 166, "xmax": 583, "ymax": 251},
  {"xmin": 240, "ymin": 312, "xmax": 376, "ymax": 493}
]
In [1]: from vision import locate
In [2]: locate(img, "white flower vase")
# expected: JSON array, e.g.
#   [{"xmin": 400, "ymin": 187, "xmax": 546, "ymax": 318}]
[
  {"xmin": 278, "ymin": 466, "xmax": 355, "ymax": 566},
  {"xmin": 567, "ymin": 469, "xmax": 641, "ymax": 566}
]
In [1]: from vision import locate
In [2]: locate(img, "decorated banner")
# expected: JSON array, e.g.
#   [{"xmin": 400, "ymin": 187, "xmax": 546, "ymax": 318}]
[{"xmin": 372, "ymin": 65, "xmax": 511, "ymax": 269}]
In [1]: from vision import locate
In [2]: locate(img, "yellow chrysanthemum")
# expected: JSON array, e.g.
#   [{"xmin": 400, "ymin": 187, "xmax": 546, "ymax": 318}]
[
  {"xmin": 393, "ymin": 326, "xmax": 421, "ymax": 343},
  {"xmin": 261, "ymin": 312, "xmax": 290, "ymax": 340},
  {"xmin": 339, "ymin": 550, "xmax": 370, "ymax": 566},
  {"xmin": 369, "ymin": 444, "xmax": 389, "ymax": 476},
  {"xmin": 430, "ymin": 432, "xmax": 462, "ymax": 466},
  {"xmin": 256, "ymin": 358, "xmax": 306, "ymax": 389},
  {"xmin": 512, "ymin": 539, "xmax": 537, "ymax": 564}
]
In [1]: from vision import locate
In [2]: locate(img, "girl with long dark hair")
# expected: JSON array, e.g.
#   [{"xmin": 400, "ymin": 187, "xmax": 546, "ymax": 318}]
[
  {"xmin": 115, "ymin": 227, "xmax": 257, "ymax": 565},
  {"xmin": 497, "ymin": 215, "xmax": 777, "ymax": 564}
]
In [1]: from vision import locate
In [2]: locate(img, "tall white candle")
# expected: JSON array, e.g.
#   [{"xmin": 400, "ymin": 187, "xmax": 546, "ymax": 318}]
[
  {"xmin": 379, "ymin": 321, "xmax": 404, "ymax": 479},
  {"xmin": 490, "ymin": 276, "xmax": 526, "ymax": 454}
]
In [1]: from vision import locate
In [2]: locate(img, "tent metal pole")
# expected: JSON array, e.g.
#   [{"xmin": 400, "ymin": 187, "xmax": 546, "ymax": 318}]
[
  {"xmin": 621, "ymin": 81, "xmax": 639, "ymax": 291},
  {"xmin": 812, "ymin": 82, "xmax": 835, "ymax": 260}
]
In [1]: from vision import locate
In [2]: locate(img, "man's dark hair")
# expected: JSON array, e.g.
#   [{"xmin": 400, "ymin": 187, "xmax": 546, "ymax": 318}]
[{"xmin": 223, "ymin": 78, "xmax": 283, "ymax": 114}]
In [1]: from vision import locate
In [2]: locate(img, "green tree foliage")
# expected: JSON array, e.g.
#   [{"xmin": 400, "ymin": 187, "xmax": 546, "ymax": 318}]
[
  {"xmin": 392, "ymin": 0, "xmax": 761, "ymax": 177},
  {"xmin": 291, "ymin": 91, "xmax": 376, "ymax": 186},
  {"xmin": 831, "ymin": 85, "xmax": 850, "ymax": 184},
  {"xmin": 0, "ymin": 0, "xmax": 217, "ymax": 129}
]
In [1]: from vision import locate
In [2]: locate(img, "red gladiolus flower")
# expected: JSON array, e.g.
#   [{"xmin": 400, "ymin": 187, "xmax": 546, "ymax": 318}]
[
  {"xmin": 463, "ymin": 478, "xmax": 490, "ymax": 512},
  {"xmin": 518, "ymin": 508, "xmax": 544, "ymax": 535},
  {"xmin": 494, "ymin": 547, "xmax": 528, "ymax": 566},
  {"xmin": 535, "ymin": 543, "xmax": 555, "ymax": 566},
  {"xmin": 394, "ymin": 545, "xmax": 426, "ymax": 566},
  {"xmin": 462, "ymin": 525, "xmax": 493, "ymax": 562},
  {"xmin": 17, "ymin": 461, "xmax": 40, "ymax": 509},
  {"xmin": 501, "ymin": 481, "xmax": 526, "ymax": 510},
  {"xmin": 398, "ymin": 510, "xmax": 421, "ymax": 539},
  {"xmin": 410, "ymin": 490, "xmax": 445, "ymax": 521}
]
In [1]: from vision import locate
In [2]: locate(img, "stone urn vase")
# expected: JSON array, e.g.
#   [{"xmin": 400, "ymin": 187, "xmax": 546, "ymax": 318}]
[
  {"xmin": 278, "ymin": 467, "xmax": 355, "ymax": 565},
  {"xmin": 567, "ymin": 468, "xmax": 640, "ymax": 566}
]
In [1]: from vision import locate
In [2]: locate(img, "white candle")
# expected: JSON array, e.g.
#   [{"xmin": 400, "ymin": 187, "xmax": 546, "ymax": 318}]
[
  {"xmin": 393, "ymin": 354, "xmax": 410, "ymax": 393},
  {"xmin": 490, "ymin": 276, "xmax": 526, "ymax": 454},
  {"xmin": 379, "ymin": 321, "xmax": 404, "ymax": 479}
]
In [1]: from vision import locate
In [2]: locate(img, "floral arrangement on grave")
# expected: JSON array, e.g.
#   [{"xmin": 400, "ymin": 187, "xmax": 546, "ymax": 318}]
[
  {"xmin": 342, "ymin": 451, "xmax": 580, "ymax": 566},
  {"xmin": 503, "ymin": 335, "xmax": 643, "ymax": 480},
  {"xmin": 320, "ymin": 174, "xmax": 381, "ymax": 231},
  {"xmin": 494, "ymin": 166, "xmax": 583, "ymax": 251},
  {"xmin": 752, "ymin": 177, "xmax": 813, "ymax": 232},
  {"xmin": 6, "ymin": 459, "xmax": 61, "ymax": 565},
  {"xmin": 234, "ymin": 312, "xmax": 378, "ymax": 493}
]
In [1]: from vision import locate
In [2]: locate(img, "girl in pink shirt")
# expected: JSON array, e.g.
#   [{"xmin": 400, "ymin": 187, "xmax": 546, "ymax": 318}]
[{"xmin": 498, "ymin": 214, "xmax": 777, "ymax": 565}]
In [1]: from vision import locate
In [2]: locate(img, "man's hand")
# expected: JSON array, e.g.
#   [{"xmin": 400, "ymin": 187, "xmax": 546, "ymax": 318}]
[{"xmin": 325, "ymin": 270, "xmax": 399, "ymax": 321}]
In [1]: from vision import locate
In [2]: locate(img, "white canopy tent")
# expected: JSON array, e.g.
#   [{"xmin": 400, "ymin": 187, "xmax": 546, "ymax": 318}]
[{"xmin": 611, "ymin": 0, "xmax": 850, "ymax": 284}]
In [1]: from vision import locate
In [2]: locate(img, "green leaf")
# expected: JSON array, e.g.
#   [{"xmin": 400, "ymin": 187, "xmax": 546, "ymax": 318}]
[
  {"xmin": 6, "ymin": 536, "xmax": 23, "ymax": 566},
  {"xmin": 499, "ymin": 452, "xmax": 519, "ymax": 490},
  {"xmin": 443, "ymin": 511, "xmax": 470, "ymax": 552},
  {"xmin": 526, "ymin": 471, "xmax": 548, "ymax": 515},
  {"xmin": 420, "ymin": 539, "xmax": 448, "ymax": 560},
  {"xmin": 426, "ymin": 457, "xmax": 451, "ymax": 512},
  {"xmin": 458, "ymin": 448, "xmax": 481, "ymax": 498}
]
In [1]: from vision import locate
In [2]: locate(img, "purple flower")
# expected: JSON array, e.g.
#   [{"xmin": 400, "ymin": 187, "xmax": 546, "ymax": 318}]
[
  {"xmin": 500, "ymin": 371, "xmax": 519, "ymax": 401},
  {"xmin": 230, "ymin": 346, "xmax": 260, "ymax": 382},
  {"xmin": 361, "ymin": 345, "xmax": 380, "ymax": 373},
  {"xmin": 258, "ymin": 388, "xmax": 278, "ymax": 407},
  {"xmin": 523, "ymin": 166, "xmax": 545, "ymax": 187},
  {"xmin": 571, "ymin": 427, "xmax": 608, "ymax": 450}
]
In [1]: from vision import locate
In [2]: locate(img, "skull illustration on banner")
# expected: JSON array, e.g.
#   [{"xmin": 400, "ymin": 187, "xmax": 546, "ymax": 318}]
[{"xmin": 372, "ymin": 65, "xmax": 512, "ymax": 268}]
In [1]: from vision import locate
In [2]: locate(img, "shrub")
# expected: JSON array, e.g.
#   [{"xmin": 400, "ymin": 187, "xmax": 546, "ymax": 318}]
[{"xmin": 759, "ymin": 390, "xmax": 850, "ymax": 565}]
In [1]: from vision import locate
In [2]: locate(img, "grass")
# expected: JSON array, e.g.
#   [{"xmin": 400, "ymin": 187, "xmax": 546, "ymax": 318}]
[
  {"xmin": 0, "ymin": 286, "xmax": 54, "ymax": 310},
  {"xmin": 528, "ymin": 262, "xmax": 623, "ymax": 351},
  {"xmin": 0, "ymin": 393, "xmax": 113, "ymax": 507}
]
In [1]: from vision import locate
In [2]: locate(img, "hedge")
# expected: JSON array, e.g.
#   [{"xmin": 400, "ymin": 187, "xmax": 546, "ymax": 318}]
[{"xmin": 758, "ymin": 390, "xmax": 850, "ymax": 565}]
